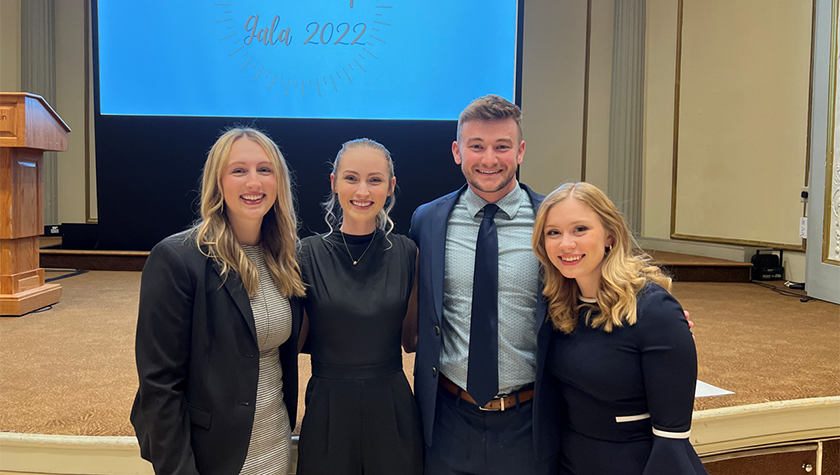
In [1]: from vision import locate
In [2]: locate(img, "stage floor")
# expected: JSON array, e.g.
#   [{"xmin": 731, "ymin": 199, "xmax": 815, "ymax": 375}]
[{"xmin": 1, "ymin": 270, "xmax": 838, "ymax": 437}]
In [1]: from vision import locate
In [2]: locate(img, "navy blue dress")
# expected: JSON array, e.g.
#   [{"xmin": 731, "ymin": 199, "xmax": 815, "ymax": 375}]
[{"xmin": 546, "ymin": 283, "xmax": 708, "ymax": 475}]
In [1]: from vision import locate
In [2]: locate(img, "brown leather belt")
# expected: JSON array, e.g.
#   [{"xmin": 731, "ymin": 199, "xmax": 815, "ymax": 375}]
[{"xmin": 439, "ymin": 375, "xmax": 534, "ymax": 411}]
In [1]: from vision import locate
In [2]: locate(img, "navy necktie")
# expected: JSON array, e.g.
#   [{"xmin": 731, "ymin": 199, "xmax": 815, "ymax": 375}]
[{"xmin": 467, "ymin": 203, "xmax": 499, "ymax": 407}]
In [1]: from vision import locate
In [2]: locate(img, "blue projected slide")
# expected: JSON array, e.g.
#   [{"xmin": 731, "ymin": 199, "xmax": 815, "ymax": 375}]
[{"xmin": 96, "ymin": 1, "xmax": 518, "ymax": 120}]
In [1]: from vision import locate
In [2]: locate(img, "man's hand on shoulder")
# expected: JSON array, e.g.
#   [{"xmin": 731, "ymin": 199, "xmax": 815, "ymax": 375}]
[{"xmin": 684, "ymin": 310, "xmax": 695, "ymax": 340}]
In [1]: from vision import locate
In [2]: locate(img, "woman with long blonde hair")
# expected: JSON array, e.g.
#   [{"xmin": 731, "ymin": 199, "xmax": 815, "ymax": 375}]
[
  {"xmin": 531, "ymin": 182, "xmax": 707, "ymax": 474},
  {"xmin": 131, "ymin": 128, "xmax": 306, "ymax": 475}
]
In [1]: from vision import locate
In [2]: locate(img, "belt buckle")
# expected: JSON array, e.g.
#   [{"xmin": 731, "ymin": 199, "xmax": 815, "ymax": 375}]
[{"xmin": 479, "ymin": 397, "xmax": 505, "ymax": 412}]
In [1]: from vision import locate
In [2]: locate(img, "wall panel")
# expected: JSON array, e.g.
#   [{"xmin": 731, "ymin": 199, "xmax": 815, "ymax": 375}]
[
  {"xmin": 0, "ymin": 1, "xmax": 21, "ymax": 93},
  {"xmin": 520, "ymin": 0, "xmax": 588, "ymax": 194},
  {"xmin": 672, "ymin": 0, "xmax": 812, "ymax": 249}
]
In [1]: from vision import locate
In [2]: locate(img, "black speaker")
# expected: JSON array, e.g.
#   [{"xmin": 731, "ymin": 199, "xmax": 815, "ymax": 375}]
[{"xmin": 751, "ymin": 250, "xmax": 784, "ymax": 281}]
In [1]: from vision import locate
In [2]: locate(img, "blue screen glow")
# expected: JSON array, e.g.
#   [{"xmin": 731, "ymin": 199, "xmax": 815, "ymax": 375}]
[{"xmin": 96, "ymin": 0, "xmax": 518, "ymax": 120}]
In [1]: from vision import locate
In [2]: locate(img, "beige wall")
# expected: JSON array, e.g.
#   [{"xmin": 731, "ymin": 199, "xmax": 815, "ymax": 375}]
[
  {"xmin": 643, "ymin": 0, "xmax": 808, "ymax": 281},
  {"xmin": 520, "ymin": 0, "xmax": 615, "ymax": 195},
  {"xmin": 672, "ymin": 0, "xmax": 810, "ymax": 247},
  {"xmin": 56, "ymin": 0, "xmax": 96, "ymax": 223},
  {"xmin": 0, "ymin": 0, "xmax": 21, "ymax": 92},
  {"xmin": 642, "ymin": 0, "xmax": 678, "ymax": 241},
  {"xmin": 520, "ymin": 1, "xmax": 587, "ymax": 194},
  {"xmin": 1, "ymin": 0, "xmax": 95, "ymax": 224},
  {"xmin": 584, "ymin": 0, "xmax": 615, "ymax": 191}
]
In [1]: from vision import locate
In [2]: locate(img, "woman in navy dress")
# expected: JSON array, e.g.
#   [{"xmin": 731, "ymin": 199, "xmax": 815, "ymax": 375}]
[
  {"xmin": 531, "ymin": 182, "xmax": 708, "ymax": 475},
  {"xmin": 295, "ymin": 139, "xmax": 423, "ymax": 475}
]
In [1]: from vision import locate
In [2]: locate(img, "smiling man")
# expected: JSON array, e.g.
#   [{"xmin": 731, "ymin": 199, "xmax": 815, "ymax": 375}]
[
  {"xmin": 452, "ymin": 112, "xmax": 525, "ymax": 203},
  {"xmin": 409, "ymin": 95, "xmax": 559, "ymax": 475}
]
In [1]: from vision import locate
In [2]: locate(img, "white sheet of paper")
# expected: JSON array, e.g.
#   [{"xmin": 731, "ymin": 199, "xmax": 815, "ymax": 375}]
[{"xmin": 695, "ymin": 380, "xmax": 734, "ymax": 398}]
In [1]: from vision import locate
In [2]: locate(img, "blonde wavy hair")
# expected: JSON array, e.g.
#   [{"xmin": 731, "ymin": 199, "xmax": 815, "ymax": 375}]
[
  {"xmin": 532, "ymin": 182, "xmax": 671, "ymax": 334},
  {"xmin": 193, "ymin": 127, "xmax": 305, "ymax": 298}
]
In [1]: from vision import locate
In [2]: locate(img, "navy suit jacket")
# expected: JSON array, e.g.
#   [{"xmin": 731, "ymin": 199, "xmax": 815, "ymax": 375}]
[{"xmin": 409, "ymin": 183, "xmax": 561, "ymax": 460}]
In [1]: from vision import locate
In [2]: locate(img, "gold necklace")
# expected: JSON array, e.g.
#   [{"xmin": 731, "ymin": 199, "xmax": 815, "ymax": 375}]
[{"xmin": 341, "ymin": 230, "xmax": 376, "ymax": 266}]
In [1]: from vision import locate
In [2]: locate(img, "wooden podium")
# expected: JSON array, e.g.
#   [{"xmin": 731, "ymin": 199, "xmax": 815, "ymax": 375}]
[{"xmin": 0, "ymin": 93, "xmax": 70, "ymax": 316}]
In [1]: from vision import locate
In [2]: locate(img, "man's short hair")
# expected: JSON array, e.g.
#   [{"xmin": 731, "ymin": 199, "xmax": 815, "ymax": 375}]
[{"xmin": 457, "ymin": 94, "xmax": 523, "ymax": 144}]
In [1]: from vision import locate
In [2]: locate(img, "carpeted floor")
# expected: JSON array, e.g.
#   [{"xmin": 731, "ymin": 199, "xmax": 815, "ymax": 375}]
[{"xmin": 0, "ymin": 270, "xmax": 837, "ymax": 437}]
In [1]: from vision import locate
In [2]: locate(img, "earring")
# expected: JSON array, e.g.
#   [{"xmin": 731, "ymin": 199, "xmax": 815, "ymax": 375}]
[{"xmin": 605, "ymin": 244, "xmax": 612, "ymax": 254}]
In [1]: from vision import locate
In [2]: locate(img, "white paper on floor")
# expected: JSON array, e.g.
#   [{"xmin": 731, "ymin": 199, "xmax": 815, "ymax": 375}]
[{"xmin": 695, "ymin": 380, "xmax": 734, "ymax": 398}]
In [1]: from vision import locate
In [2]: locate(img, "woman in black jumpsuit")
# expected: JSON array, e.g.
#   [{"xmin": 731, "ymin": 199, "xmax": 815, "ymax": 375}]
[{"xmin": 296, "ymin": 139, "xmax": 423, "ymax": 475}]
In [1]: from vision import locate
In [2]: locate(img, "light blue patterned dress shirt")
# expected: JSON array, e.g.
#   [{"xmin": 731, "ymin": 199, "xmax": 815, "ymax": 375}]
[{"xmin": 440, "ymin": 184, "xmax": 541, "ymax": 395}]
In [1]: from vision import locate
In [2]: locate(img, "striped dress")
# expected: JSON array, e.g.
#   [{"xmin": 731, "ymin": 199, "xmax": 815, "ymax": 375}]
[{"xmin": 240, "ymin": 245, "xmax": 293, "ymax": 475}]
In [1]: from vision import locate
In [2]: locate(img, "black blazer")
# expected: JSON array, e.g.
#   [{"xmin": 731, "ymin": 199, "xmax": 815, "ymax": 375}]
[
  {"xmin": 130, "ymin": 231, "xmax": 302, "ymax": 475},
  {"xmin": 408, "ymin": 183, "xmax": 560, "ymax": 460}
]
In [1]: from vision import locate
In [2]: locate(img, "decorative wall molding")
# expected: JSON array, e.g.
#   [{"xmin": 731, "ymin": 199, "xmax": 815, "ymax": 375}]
[
  {"xmin": 635, "ymin": 236, "xmax": 749, "ymax": 262},
  {"xmin": 830, "ymin": 165, "xmax": 840, "ymax": 262},
  {"xmin": 670, "ymin": 0, "xmax": 811, "ymax": 250},
  {"xmin": 826, "ymin": 0, "xmax": 840, "ymax": 264}
]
